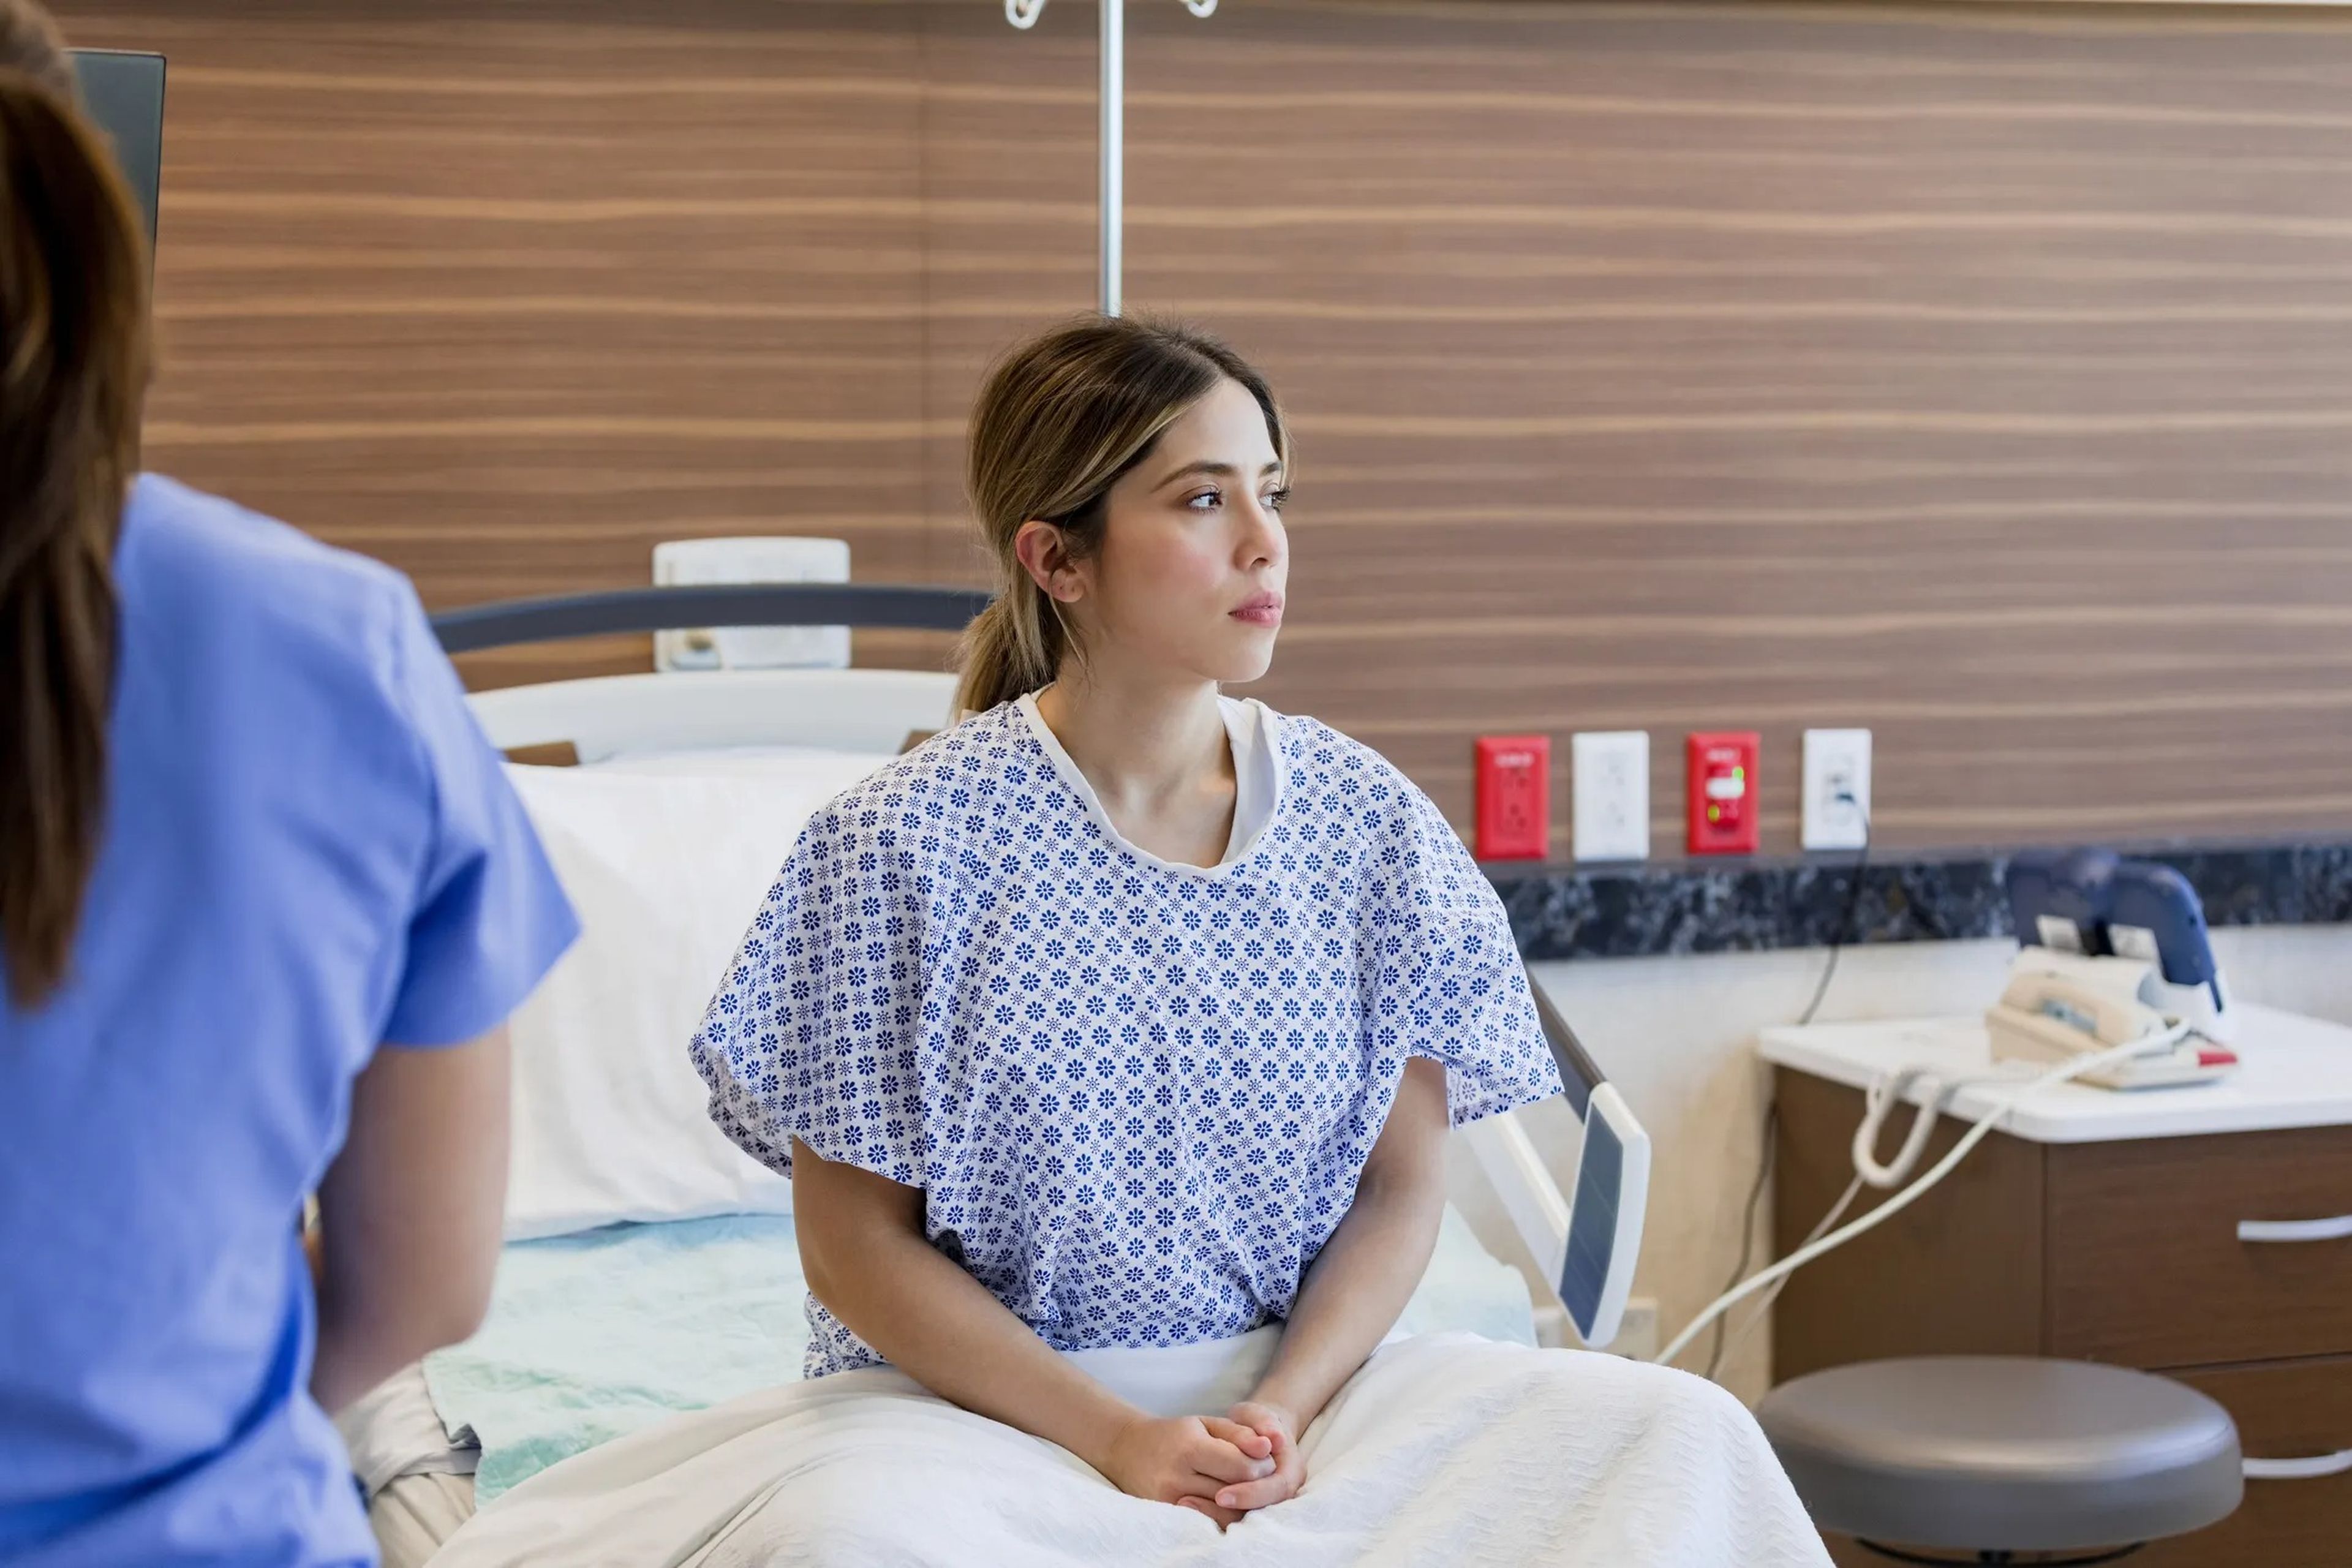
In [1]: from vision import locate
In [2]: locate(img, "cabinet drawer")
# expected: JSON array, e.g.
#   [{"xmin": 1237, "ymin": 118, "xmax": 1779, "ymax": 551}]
[
  {"xmin": 2136, "ymin": 1355, "xmax": 2352, "ymax": 1568},
  {"xmin": 1825, "ymin": 1357, "xmax": 2352, "ymax": 1568},
  {"xmin": 2046, "ymin": 1124, "xmax": 2352, "ymax": 1367}
]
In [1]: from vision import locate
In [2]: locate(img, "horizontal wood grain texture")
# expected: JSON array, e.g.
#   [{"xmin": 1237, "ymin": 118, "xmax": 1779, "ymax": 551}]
[
  {"xmin": 2139, "ymin": 1357, "xmax": 2352, "ymax": 1567},
  {"xmin": 1770, "ymin": 1068, "xmax": 2046, "ymax": 1382},
  {"xmin": 56, "ymin": 0, "xmax": 2352, "ymax": 849},
  {"xmin": 2046, "ymin": 1123, "xmax": 2352, "ymax": 1368}
]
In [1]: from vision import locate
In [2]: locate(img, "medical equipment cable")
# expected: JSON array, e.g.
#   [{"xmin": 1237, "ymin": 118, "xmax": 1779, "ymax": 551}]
[
  {"xmin": 1715, "ymin": 1172, "xmax": 1863, "ymax": 1371},
  {"xmin": 1705, "ymin": 1057, "xmax": 2097, "ymax": 1371},
  {"xmin": 1710, "ymin": 1069, "xmax": 1978, "ymax": 1370},
  {"xmin": 1702, "ymin": 1107, "xmax": 1777, "ymax": 1380},
  {"xmin": 1792, "ymin": 790, "xmax": 1874, "ymax": 1030},
  {"xmin": 1654, "ymin": 1028, "xmax": 2184, "ymax": 1371},
  {"xmin": 1701, "ymin": 794, "xmax": 1871, "ymax": 1380}
]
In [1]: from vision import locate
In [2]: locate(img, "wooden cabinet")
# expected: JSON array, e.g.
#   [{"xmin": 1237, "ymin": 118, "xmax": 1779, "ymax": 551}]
[
  {"xmin": 2138, "ymin": 1359, "xmax": 2352, "ymax": 1567},
  {"xmin": 2045, "ymin": 1125, "xmax": 2352, "ymax": 1368},
  {"xmin": 1773, "ymin": 1068, "xmax": 2352, "ymax": 1567}
]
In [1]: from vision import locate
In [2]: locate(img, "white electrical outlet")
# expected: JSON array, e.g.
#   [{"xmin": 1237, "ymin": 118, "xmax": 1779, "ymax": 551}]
[
  {"xmin": 1572, "ymin": 731, "xmax": 1651, "ymax": 862},
  {"xmin": 1801, "ymin": 728, "xmax": 1872, "ymax": 851}
]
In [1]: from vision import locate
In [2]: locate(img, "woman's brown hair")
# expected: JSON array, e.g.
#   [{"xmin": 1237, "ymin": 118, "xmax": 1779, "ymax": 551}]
[
  {"xmin": 0, "ymin": 0, "xmax": 151, "ymax": 1006},
  {"xmin": 956, "ymin": 315, "xmax": 1287, "ymax": 716}
]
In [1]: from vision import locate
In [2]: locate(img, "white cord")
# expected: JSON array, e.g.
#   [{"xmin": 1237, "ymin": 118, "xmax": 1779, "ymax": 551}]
[
  {"xmin": 1850, "ymin": 1069, "xmax": 1959, "ymax": 1189},
  {"xmin": 1653, "ymin": 1029, "xmax": 2181, "ymax": 1370},
  {"xmin": 1714, "ymin": 1171, "xmax": 1864, "ymax": 1371},
  {"xmin": 1708, "ymin": 1063, "xmax": 1989, "ymax": 1371}
]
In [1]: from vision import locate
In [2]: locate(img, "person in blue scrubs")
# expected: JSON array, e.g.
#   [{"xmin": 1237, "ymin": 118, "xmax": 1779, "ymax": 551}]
[{"xmin": 0, "ymin": 6, "xmax": 579, "ymax": 1564}]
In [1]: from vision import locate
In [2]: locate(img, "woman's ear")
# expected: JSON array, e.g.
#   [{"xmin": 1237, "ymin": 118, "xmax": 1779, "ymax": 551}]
[{"xmin": 1012, "ymin": 519, "xmax": 1087, "ymax": 603}]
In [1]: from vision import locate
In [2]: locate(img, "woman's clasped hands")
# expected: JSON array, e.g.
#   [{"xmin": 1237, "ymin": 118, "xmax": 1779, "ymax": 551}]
[{"xmin": 1097, "ymin": 1400, "xmax": 1306, "ymax": 1529}]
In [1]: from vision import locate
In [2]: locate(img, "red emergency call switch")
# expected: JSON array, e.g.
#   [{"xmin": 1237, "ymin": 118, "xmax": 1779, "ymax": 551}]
[
  {"xmin": 1474, "ymin": 735, "xmax": 1550, "ymax": 861},
  {"xmin": 1686, "ymin": 731, "xmax": 1760, "ymax": 856}
]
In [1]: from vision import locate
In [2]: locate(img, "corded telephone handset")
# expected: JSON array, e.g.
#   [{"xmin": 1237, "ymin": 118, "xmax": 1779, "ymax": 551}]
[
  {"xmin": 1985, "ymin": 951, "xmax": 2237, "ymax": 1090},
  {"xmin": 1656, "ymin": 852, "xmax": 2244, "ymax": 1368}
]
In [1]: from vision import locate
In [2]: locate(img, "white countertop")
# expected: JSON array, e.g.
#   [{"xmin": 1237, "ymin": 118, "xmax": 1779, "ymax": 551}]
[{"xmin": 1757, "ymin": 1003, "xmax": 2352, "ymax": 1143}]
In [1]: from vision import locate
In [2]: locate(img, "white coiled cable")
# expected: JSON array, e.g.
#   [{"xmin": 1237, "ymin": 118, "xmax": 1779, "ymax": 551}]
[{"xmin": 1655, "ymin": 1030, "xmax": 2182, "ymax": 1371}]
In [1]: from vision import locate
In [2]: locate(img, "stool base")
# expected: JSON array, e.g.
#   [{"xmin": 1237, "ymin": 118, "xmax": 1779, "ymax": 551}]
[{"xmin": 1857, "ymin": 1541, "xmax": 2146, "ymax": 1566}]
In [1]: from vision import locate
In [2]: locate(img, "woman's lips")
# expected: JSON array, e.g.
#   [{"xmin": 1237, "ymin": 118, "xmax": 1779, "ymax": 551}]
[{"xmin": 1231, "ymin": 593, "xmax": 1284, "ymax": 628}]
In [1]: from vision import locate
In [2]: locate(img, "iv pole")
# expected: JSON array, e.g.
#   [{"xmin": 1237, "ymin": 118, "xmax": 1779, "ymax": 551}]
[{"xmin": 1005, "ymin": 0, "xmax": 1218, "ymax": 317}]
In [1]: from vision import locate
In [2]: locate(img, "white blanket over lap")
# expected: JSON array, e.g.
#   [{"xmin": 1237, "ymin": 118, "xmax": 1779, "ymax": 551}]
[{"xmin": 428, "ymin": 1332, "xmax": 1829, "ymax": 1568}]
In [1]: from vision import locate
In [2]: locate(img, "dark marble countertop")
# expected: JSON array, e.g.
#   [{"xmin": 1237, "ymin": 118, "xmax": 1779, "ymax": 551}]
[{"xmin": 1485, "ymin": 839, "xmax": 2352, "ymax": 962}]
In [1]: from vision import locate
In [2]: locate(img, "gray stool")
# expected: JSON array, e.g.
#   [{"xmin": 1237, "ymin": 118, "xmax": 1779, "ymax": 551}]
[{"xmin": 1756, "ymin": 1357, "xmax": 2242, "ymax": 1564}]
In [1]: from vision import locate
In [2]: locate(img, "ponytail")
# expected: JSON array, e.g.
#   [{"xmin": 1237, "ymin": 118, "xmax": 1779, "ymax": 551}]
[
  {"xmin": 0, "ymin": 42, "xmax": 152, "ymax": 1007},
  {"xmin": 953, "ymin": 589, "xmax": 1061, "ymax": 717}
]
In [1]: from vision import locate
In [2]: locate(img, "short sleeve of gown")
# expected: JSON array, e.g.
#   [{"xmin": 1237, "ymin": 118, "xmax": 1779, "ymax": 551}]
[
  {"xmin": 689, "ymin": 799, "xmax": 929, "ymax": 1187},
  {"xmin": 1368, "ymin": 778, "xmax": 1566, "ymax": 1126}
]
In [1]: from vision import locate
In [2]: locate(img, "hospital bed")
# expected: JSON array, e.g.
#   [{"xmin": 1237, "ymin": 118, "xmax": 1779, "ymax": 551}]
[{"xmin": 341, "ymin": 582, "xmax": 1649, "ymax": 1566}]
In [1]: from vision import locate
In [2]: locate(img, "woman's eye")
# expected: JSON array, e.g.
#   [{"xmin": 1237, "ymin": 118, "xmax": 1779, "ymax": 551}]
[
  {"xmin": 1263, "ymin": 487, "xmax": 1291, "ymax": 512},
  {"xmin": 1186, "ymin": 489, "xmax": 1221, "ymax": 511}
]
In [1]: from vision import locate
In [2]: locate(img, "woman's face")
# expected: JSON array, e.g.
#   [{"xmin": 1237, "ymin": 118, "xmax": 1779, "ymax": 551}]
[{"xmin": 1033, "ymin": 377, "xmax": 1288, "ymax": 688}]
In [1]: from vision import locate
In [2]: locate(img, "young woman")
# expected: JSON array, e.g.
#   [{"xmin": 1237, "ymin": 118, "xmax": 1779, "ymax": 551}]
[
  {"xmin": 0, "ymin": 6, "xmax": 578, "ymax": 1563},
  {"xmin": 693, "ymin": 316, "xmax": 1559, "ymax": 1521},
  {"xmin": 439, "ymin": 315, "xmax": 1828, "ymax": 1566}
]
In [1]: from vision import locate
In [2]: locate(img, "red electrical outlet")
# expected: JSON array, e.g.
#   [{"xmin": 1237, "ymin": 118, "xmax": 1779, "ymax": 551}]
[
  {"xmin": 1686, "ymin": 731, "xmax": 1760, "ymax": 856},
  {"xmin": 1475, "ymin": 735, "xmax": 1551, "ymax": 861}
]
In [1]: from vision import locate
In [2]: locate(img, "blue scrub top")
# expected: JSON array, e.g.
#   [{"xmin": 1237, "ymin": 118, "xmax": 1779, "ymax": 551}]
[{"xmin": 0, "ymin": 476, "xmax": 579, "ymax": 1567}]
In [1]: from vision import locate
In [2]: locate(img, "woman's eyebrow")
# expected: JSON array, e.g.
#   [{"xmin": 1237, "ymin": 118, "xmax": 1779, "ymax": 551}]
[{"xmin": 1149, "ymin": 459, "xmax": 1283, "ymax": 491}]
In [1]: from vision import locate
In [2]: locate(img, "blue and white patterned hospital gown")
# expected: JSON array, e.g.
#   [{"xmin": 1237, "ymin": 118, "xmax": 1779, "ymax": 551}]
[{"xmin": 691, "ymin": 700, "xmax": 1563, "ymax": 1378}]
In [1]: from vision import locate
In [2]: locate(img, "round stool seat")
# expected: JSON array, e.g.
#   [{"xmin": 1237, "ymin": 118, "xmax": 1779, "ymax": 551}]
[{"xmin": 1756, "ymin": 1357, "xmax": 2241, "ymax": 1555}]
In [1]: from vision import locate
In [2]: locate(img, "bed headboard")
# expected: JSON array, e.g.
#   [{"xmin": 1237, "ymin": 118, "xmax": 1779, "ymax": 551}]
[{"xmin": 432, "ymin": 582, "xmax": 990, "ymax": 760}]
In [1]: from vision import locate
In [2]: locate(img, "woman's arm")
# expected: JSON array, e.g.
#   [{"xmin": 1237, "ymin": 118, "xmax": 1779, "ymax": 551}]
[
  {"xmin": 791, "ymin": 1137, "xmax": 1274, "ymax": 1521},
  {"xmin": 1217, "ymin": 1055, "xmax": 1453, "ymax": 1511},
  {"xmin": 309, "ymin": 1027, "xmax": 511, "ymax": 1414}
]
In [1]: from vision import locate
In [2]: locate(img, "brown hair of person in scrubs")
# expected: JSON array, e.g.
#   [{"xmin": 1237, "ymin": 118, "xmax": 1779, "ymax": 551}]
[{"xmin": 0, "ymin": 0, "xmax": 149, "ymax": 1006}]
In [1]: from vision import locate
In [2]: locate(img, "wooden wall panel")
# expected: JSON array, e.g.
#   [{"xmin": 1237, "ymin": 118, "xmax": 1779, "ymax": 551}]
[
  {"xmin": 55, "ymin": 0, "xmax": 2352, "ymax": 852},
  {"xmin": 60, "ymin": 1, "xmax": 957, "ymax": 688},
  {"xmin": 1108, "ymin": 1, "xmax": 2352, "ymax": 851}
]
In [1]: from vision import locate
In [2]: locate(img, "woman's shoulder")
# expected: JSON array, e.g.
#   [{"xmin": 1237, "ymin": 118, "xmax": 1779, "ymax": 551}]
[
  {"xmin": 1259, "ymin": 705, "xmax": 1431, "ymax": 831},
  {"xmin": 793, "ymin": 702, "xmax": 1038, "ymax": 859}
]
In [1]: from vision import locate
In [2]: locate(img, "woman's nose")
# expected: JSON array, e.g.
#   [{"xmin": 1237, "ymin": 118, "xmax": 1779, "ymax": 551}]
[{"xmin": 1238, "ymin": 497, "xmax": 1286, "ymax": 568}]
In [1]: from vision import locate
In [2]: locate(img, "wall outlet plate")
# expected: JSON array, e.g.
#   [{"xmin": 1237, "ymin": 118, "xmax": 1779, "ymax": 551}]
[
  {"xmin": 1801, "ymin": 728, "xmax": 1872, "ymax": 851},
  {"xmin": 1474, "ymin": 734, "xmax": 1551, "ymax": 860},
  {"xmin": 1686, "ymin": 731, "xmax": 1761, "ymax": 856},
  {"xmin": 1572, "ymin": 731, "xmax": 1650, "ymax": 862}
]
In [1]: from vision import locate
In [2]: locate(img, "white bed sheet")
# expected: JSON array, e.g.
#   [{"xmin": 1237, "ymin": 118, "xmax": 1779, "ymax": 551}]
[
  {"xmin": 431, "ymin": 1332, "xmax": 1830, "ymax": 1568},
  {"xmin": 345, "ymin": 1204, "xmax": 1536, "ymax": 1508}
]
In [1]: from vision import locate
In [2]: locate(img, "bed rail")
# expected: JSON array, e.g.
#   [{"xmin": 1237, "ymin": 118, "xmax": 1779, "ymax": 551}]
[
  {"xmin": 1462, "ymin": 967, "xmax": 1652, "ymax": 1352},
  {"xmin": 430, "ymin": 582, "xmax": 992, "ymax": 655}
]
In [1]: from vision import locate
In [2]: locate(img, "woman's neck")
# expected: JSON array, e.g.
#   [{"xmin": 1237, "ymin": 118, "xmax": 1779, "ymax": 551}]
[{"xmin": 1032, "ymin": 669, "xmax": 1235, "ymax": 866}]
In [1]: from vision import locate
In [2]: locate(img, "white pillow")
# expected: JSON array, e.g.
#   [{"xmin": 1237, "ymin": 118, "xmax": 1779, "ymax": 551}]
[{"xmin": 500, "ymin": 750, "xmax": 888, "ymax": 1239}]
